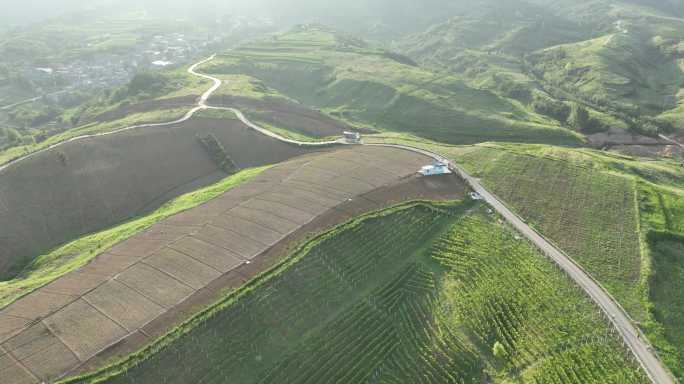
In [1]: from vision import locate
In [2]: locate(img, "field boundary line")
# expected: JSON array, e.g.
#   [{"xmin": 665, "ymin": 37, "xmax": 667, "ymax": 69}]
[
  {"xmin": 41, "ymin": 319, "xmax": 83, "ymax": 363},
  {"xmin": 0, "ymin": 343, "xmax": 41, "ymax": 383},
  {"xmin": 80, "ymin": 297, "xmax": 130, "ymax": 333}
]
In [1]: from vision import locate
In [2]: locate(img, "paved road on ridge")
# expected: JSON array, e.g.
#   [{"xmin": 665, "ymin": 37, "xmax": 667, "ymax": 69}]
[
  {"xmin": 365, "ymin": 144, "xmax": 674, "ymax": 384},
  {"xmin": 0, "ymin": 54, "xmax": 675, "ymax": 384}
]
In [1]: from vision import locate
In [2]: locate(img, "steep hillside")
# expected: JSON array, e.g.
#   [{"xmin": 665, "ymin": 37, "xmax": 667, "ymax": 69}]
[
  {"xmin": 63, "ymin": 202, "xmax": 648, "ymax": 384},
  {"xmin": 527, "ymin": 17, "xmax": 684, "ymax": 117},
  {"xmin": 200, "ymin": 25, "xmax": 582, "ymax": 146},
  {"xmin": 396, "ymin": 0, "xmax": 684, "ymax": 143},
  {"xmin": 366, "ymin": 133, "xmax": 684, "ymax": 380},
  {"xmin": 0, "ymin": 116, "xmax": 314, "ymax": 280}
]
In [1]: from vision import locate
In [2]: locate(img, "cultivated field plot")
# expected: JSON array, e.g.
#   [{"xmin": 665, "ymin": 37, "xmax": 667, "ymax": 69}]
[
  {"xmin": 456, "ymin": 146, "xmax": 644, "ymax": 319},
  {"xmin": 0, "ymin": 146, "xmax": 430, "ymax": 384},
  {"xmin": 210, "ymin": 95, "xmax": 360, "ymax": 139},
  {"xmin": 64, "ymin": 203, "xmax": 647, "ymax": 384},
  {"xmin": 0, "ymin": 115, "xmax": 312, "ymax": 279}
]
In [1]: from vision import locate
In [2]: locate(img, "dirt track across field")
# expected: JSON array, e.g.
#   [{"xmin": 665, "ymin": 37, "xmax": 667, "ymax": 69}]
[{"xmin": 0, "ymin": 146, "xmax": 455, "ymax": 383}]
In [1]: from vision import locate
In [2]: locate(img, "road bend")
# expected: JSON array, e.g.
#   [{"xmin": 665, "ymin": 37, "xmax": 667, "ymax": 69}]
[{"xmin": 0, "ymin": 55, "xmax": 338, "ymax": 174}]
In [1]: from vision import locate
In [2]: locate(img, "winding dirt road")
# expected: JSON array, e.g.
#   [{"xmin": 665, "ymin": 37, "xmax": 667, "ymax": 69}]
[
  {"xmin": 0, "ymin": 55, "xmax": 340, "ymax": 175},
  {"xmin": 0, "ymin": 54, "xmax": 675, "ymax": 383},
  {"xmin": 1, "ymin": 56, "xmax": 219, "ymax": 174}
]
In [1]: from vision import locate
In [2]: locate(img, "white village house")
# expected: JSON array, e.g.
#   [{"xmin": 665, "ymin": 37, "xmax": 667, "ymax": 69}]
[{"xmin": 419, "ymin": 160, "xmax": 452, "ymax": 176}]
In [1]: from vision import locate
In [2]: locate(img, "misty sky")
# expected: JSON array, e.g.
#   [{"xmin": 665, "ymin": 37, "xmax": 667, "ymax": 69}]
[{"xmin": 0, "ymin": 0, "xmax": 467, "ymax": 29}]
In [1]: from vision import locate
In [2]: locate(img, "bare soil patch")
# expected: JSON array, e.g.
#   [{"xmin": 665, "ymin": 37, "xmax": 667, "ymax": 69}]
[
  {"xmin": 168, "ymin": 237, "xmax": 244, "ymax": 273},
  {"xmin": 43, "ymin": 299, "xmax": 128, "ymax": 361},
  {"xmin": 114, "ymin": 264, "xmax": 194, "ymax": 309},
  {"xmin": 586, "ymin": 127, "xmax": 665, "ymax": 147},
  {"xmin": 211, "ymin": 95, "xmax": 374, "ymax": 137},
  {"xmin": 143, "ymin": 248, "xmax": 221, "ymax": 290},
  {"xmin": 2, "ymin": 322, "xmax": 79, "ymax": 383},
  {"xmin": 611, "ymin": 144, "xmax": 684, "ymax": 159},
  {"xmin": 90, "ymin": 96, "xmax": 198, "ymax": 123},
  {"xmin": 84, "ymin": 280, "xmax": 165, "ymax": 332}
]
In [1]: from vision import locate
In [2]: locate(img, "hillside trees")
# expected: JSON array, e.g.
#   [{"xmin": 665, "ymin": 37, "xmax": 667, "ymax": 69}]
[
  {"xmin": 532, "ymin": 92, "xmax": 571, "ymax": 122},
  {"xmin": 569, "ymin": 103, "xmax": 590, "ymax": 131},
  {"xmin": 111, "ymin": 72, "xmax": 171, "ymax": 102},
  {"xmin": 197, "ymin": 133, "xmax": 239, "ymax": 174}
]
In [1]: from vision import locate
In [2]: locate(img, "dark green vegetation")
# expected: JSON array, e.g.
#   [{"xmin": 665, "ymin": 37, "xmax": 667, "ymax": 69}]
[
  {"xmin": 463, "ymin": 144, "xmax": 684, "ymax": 381},
  {"xmin": 365, "ymin": 136, "xmax": 684, "ymax": 380},
  {"xmin": 201, "ymin": 25, "xmax": 582, "ymax": 146},
  {"xmin": 64, "ymin": 202, "xmax": 646, "ymax": 384},
  {"xmin": 197, "ymin": 133, "xmax": 239, "ymax": 173}
]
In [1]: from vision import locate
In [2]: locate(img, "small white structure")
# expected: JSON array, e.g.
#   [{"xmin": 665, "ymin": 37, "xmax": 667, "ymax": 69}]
[
  {"xmin": 469, "ymin": 192, "xmax": 484, "ymax": 200},
  {"xmin": 152, "ymin": 60, "xmax": 173, "ymax": 67},
  {"xmin": 419, "ymin": 160, "xmax": 452, "ymax": 176},
  {"xmin": 35, "ymin": 67, "xmax": 54, "ymax": 75},
  {"xmin": 343, "ymin": 131, "xmax": 361, "ymax": 143}
]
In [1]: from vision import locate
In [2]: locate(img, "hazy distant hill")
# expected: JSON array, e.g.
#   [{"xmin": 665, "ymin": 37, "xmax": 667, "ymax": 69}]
[{"xmin": 395, "ymin": 0, "xmax": 684, "ymax": 139}]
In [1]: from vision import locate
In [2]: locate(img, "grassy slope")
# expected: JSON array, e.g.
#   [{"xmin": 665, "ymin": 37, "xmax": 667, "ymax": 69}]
[
  {"xmin": 528, "ymin": 22, "xmax": 684, "ymax": 116},
  {"xmin": 639, "ymin": 183, "xmax": 684, "ymax": 379},
  {"xmin": 395, "ymin": 0, "xmax": 684, "ymax": 138},
  {"xmin": 62, "ymin": 202, "xmax": 646, "ymax": 384},
  {"xmin": 200, "ymin": 25, "xmax": 582, "ymax": 146},
  {"xmin": 367, "ymin": 133, "xmax": 684, "ymax": 380},
  {"xmin": 0, "ymin": 167, "xmax": 267, "ymax": 310}
]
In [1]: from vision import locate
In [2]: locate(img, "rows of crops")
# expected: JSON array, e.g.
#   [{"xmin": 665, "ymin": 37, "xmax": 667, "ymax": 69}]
[
  {"xmin": 431, "ymin": 214, "xmax": 647, "ymax": 383},
  {"xmin": 65, "ymin": 202, "xmax": 647, "ymax": 384},
  {"xmin": 457, "ymin": 147, "xmax": 644, "ymax": 319},
  {"xmin": 66, "ymin": 203, "xmax": 469, "ymax": 384}
]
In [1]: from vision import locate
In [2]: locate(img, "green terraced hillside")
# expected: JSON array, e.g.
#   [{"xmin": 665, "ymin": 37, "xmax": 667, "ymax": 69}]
[
  {"xmin": 64, "ymin": 202, "xmax": 647, "ymax": 384},
  {"xmin": 199, "ymin": 25, "xmax": 582, "ymax": 146},
  {"xmin": 395, "ymin": 0, "xmax": 684, "ymax": 139},
  {"xmin": 457, "ymin": 145, "xmax": 644, "ymax": 318}
]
